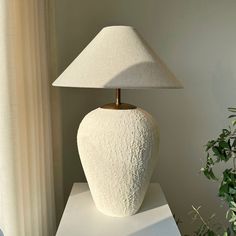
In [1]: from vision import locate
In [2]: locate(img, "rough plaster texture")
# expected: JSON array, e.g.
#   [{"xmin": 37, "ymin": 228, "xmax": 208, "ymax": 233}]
[{"xmin": 77, "ymin": 107, "xmax": 159, "ymax": 217}]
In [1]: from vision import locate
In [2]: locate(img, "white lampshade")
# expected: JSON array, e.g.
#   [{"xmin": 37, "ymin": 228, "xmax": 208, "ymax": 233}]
[{"xmin": 53, "ymin": 26, "xmax": 182, "ymax": 89}]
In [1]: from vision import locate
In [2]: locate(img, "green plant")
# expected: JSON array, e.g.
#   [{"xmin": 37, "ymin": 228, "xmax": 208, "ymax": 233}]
[
  {"xmin": 187, "ymin": 205, "xmax": 230, "ymax": 236},
  {"xmin": 200, "ymin": 108, "xmax": 236, "ymax": 235}
]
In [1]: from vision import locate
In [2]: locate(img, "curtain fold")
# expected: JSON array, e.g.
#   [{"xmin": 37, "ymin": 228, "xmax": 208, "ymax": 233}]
[{"xmin": 0, "ymin": 0, "xmax": 62, "ymax": 235}]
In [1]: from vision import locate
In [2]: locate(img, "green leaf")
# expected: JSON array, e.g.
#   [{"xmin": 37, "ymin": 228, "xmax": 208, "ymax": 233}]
[
  {"xmin": 226, "ymin": 209, "xmax": 231, "ymax": 219},
  {"xmin": 229, "ymin": 214, "xmax": 236, "ymax": 222},
  {"xmin": 212, "ymin": 146, "xmax": 221, "ymax": 156},
  {"xmin": 205, "ymin": 140, "xmax": 217, "ymax": 151},
  {"xmin": 219, "ymin": 184, "xmax": 229, "ymax": 196},
  {"xmin": 223, "ymin": 232, "xmax": 228, "ymax": 236},
  {"xmin": 229, "ymin": 187, "xmax": 236, "ymax": 195},
  {"xmin": 228, "ymin": 107, "xmax": 236, "ymax": 113},
  {"xmin": 222, "ymin": 129, "xmax": 231, "ymax": 137},
  {"xmin": 209, "ymin": 169, "xmax": 218, "ymax": 180},
  {"xmin": 230, "ymin": 201, "xmax": 236, "ymax": 208},
  {"xmin": 203, "ymin": 169, "xmax": 211, "ymax": 179},
  {"xmin": 203, "ymin": 168, "xmax": 218, "ymax": 181},
  {"xmin": 220, "ymin": 141, "xmax": 230, "ymax": 149}
]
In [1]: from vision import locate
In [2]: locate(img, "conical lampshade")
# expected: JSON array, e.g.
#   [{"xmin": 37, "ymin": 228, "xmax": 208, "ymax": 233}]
[{"xmin": 53, "ymin": 26, "xmax": 182, "ymax": 89}]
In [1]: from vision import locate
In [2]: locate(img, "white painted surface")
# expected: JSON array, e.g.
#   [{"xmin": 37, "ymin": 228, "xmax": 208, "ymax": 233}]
[
  {"xmin": 56, "ymin": 183, "xmax": 181, "ymax": 236},
  {"xmin": 77, "ymin": 107, "xmax": 159, "ymax": 217},
  {"xmin": 53, "ymin": 26, "xmax": 182, "ymax": 89}
]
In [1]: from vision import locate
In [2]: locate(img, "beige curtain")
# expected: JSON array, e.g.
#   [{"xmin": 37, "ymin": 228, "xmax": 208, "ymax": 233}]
[{"xmin": 0, "ymin": 0, "xmax": 63, "ymax": 235}]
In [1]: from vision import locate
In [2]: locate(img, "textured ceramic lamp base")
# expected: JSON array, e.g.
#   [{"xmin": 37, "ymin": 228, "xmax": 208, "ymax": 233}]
[{"xmin": 77, "ymin": 107, "xmax": 159, "ymax": 217}]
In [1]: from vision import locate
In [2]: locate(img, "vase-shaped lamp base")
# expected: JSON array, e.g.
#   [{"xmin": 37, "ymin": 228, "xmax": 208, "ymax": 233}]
[{"xmin": 77, "ymin": 107, "xmax": 159, "ymax": 217}]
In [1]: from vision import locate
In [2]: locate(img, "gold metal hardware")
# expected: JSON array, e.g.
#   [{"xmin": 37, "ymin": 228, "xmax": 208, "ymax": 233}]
[{"xmin": 101, "ymin": 88, "xmax": 137, "ymax": 110}]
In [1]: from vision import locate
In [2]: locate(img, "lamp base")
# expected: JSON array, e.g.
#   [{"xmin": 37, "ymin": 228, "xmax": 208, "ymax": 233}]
[{"xmin": 77, "ymin": 107, "xmax": 159, "ymax": 217}]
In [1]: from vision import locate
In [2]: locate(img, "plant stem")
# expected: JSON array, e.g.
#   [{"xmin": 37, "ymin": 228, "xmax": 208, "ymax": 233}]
[{"xmin": 192, "ymin": 206, "xmax": 211, "ymax": 230}]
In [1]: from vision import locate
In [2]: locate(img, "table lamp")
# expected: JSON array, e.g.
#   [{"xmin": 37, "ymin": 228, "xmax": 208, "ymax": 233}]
[{"xmin": 53, "ymin": 26, "xmax": 182, "ymax": 217}]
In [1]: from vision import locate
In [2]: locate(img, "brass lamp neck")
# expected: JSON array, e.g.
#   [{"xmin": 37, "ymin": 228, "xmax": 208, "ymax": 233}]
[
  {"xmin": 101, "ymin": 88, "xmax": 136, "ymax": 110},
  {"xmin": 116, "ymin": 88, "xmax": 121, "ymax": 107}
]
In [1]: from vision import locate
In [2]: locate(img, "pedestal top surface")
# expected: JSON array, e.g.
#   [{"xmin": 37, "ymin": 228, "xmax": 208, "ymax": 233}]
[{"xmin": 56, "ymin": 183, "xmax": 181, "ymax": 236}]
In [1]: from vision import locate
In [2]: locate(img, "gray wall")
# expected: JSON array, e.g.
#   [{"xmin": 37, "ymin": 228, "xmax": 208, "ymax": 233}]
[{"xmin": 55, "ymin": 0, "xmax": 236, "ymax": 233}]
